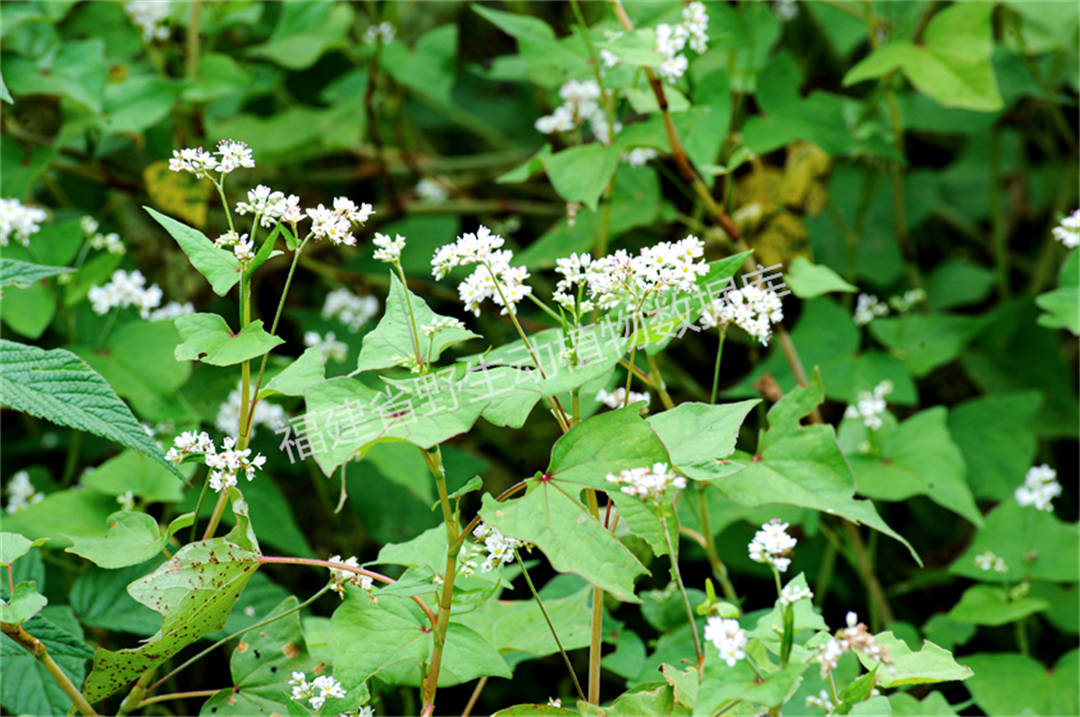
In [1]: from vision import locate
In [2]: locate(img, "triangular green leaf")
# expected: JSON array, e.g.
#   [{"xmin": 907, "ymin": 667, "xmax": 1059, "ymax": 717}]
[{"xmin": 174, "ymin": 313, "xmax": 284, "ymax": 366}]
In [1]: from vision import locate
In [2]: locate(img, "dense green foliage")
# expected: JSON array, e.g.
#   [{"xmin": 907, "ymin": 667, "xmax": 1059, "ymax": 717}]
[{"xmin": 0, "ymin": 1, "xmax": 1077, "ymax": 716}]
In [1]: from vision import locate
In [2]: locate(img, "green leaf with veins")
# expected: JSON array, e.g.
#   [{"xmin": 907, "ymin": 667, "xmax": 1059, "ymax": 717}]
[
  {"xmin": 546, "ymin": 405, "xmax": 671, "ymax": 490},
  {"xmin": 330, "ymin": 585, "xmax": 511, "ymax": 688},
  {"xmin": 82, "ymin": 449, "xmax": 194, "ymax": 504},
  {"xmin": 0, "ymin": 339, "xmax": 181, "ymax": 478},
  {"xmin": 785, "ymin": 256, "xmax": 857, "ymax": 298},
  {"xmin": 961, "ymin": 651, "xmax": 1078, "ymax": 717},
  {"xmin": 174, "ymin": 314, "xmax": 284, "ymax": 366},
  {"xmin": 357, "ymin": 270, "xmax": 479, "ymax": 373},
  {"xmin": 479, "ymin": 484, "xmax": 648, "ymax": 603},
  {"xmin": 0, "ymin": 581, "xmax": 48, "ymax": 623},
  {"xmin": 646, "ymin": 400, "xmax": 759, "ymax": 478},
  {"xmin": 848, "ymin": 408, "xmax": 982, "ymax": 525},
  {"xmin": 945, "ymin": 585, "xmax": 1049, "ymax": 626},
  {"xmin": 0, "ymin": 533, "xmax": 48, "ymax": 567},
  {"xmin": 456, "ymin": 587, "xmax": 592, "ymax": 665},
  {"xmin": 64, "ymin": 511, "xmax": 169, "ymax": 569},
  {"xmin": 947, "ymin": 391, "xmax": 1041, "ymax": 500},
  {"xmin": 82, "ymin": 538, "xmax": 261, "ymax": 702},
  {"xmin": 145, "ymin": 207, "xmax": 241, "ymax": 296},
  {"xmin": 868, "ymin": 312, "xmax": 987, "ymax": 377},
  {"xmin": 855, "ymin": 632, "xmax": 973, "ymax": 688},
  {"xmin": 258, "ymin": 346, "xmax": 326, "ymax": 400},
  {"xmin": 70, "ymin": 560, "xmax": 164, "ymax": 637},
  {"xmin": 0, "ymin": 258, "xmax": 72, "ymax": 288}
]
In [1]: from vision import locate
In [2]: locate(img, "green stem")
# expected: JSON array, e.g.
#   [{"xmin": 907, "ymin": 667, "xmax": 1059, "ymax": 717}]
[
  {"xmin": 185, "ymin": 0, "xmax": 201, "ymax": 78},
  {"xmin": 843, "ymin": 521, "xmax": 894, "ymax": 628},
  {"xmin": 137, "ymin": 689, "xmax": 222, "ymax": 709},
  {"xmin": 697, "ymin": 486, "xmax": 737, "ymax": 601},
  {"xmin": 147, "ymin": 585, "xmax": 332, "ymax": 694},
  {"xmin": 646, "ymin": 354, "xmax": 675, "ymax": 410},
  {"xmin": 660, "ymin": 515, "xmax": 703, "ymax": 671},
  {"xmin": 188, "ymin": 475, "xmax": 211, "ymax": 543},
  {"xmin": 1015, "ymin": 617, "xmax": 1030, "ymax": 656},
  {"xmin": 395, "ymin": 262, "xmax": 425, "ymax": 369},
  {"xmin": 710, "ymin": 326, "xmax": 727, "ymax": 404},
  {"xmin": 238, "ymin": 273, "xmax": 252, "ymax": 450},
  {"xmin": 62, "ymin": 431, "xmax": 82, "ymax": 486},
  {"xmin": 585, "ymin": 489, "xmax": 604, "ymax": 704},
  {"xmin": 1, "ymin": 622, "xmax": 98, "ymax": 716},
  {"xmin": 201, "ymin": 489, "xmax": 229, "ymax": 541},
  {"xmin": 421, "ymin": 446, "xmax": 457, "ymax": 716},
  {"xmin": 514, "ymin": 552, "xmax": 586, "ymax": 701}
]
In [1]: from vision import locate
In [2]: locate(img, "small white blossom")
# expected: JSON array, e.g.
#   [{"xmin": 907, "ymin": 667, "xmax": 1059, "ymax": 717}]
[
  {"xmin": 700, "ymin": 284, "xmax": 784, "ymax": 345},
  {"xmin": 322, "ymin": 289, "xmax": 379, "ymax": 332},
  {"xmin": 232, "ymin": 239, "xmax": 256, "ymax": 262},
  {"xmin": 748, "ymin": 519, "xmax": 797, "ymax": 573},
  {"xmin": 165, "ymin": 430, "xmax": 215, "ymax": 463},
  {"xmin": 814, "ymin": 612, "xmax": 892, "ymax": 677},
  {"xmin": 805, "ymin": 689, "xmax": 836, "ymax": 713},
  {"xmin": 87, "ymin": 270, "xmax": 163, "ymax": 318},
  {"xmin": 853, "ymin": 293, "xmax": 889, "ymax": 325},
  {"xmin": 4, "ymin": 471, "xmax": 45, "ymax": 514},
  {"xmin": 1015, "ymin": 464, "xmax": 1061, "ymax": 512},
  {"xmin": 304, "ymin": 331, "xmax": 348, "ymax": 363},
  {"xmin": 682, "ymin": 1, "xmax": 709, "ymax": 54},
  {"xmin": 605, "ymin": 462, "xmax": 685, "ymax": 504},
  {"xmin": 581, "ymin": 235, "xmax": 709, "ymax": 313},
  {"xmin": 372, "ymin": 232, "xmax": 406, "ymax": 264},
  {"xmin": 843, "ymin": 380, "xmax": 893, "ymax": 431},
  {"xmin": 327, "ymin": 555, "xmax": 376, "ymax": 598},
  {"xmin": 82, "ymin": 216, "xmax": 125, "ymax": 255},
  {"xmin": 779, "ymin": 582, "xmax": 813, "ymax": 606},
  {"xmin": 214, "ymin": 139, "xmax": 254, "ymax": 175},
  {"xmin": 364, "ymin": 21, "xmax": 395, "ymax": 44},
  {"xmin": 534, "ymin": 78, "xmax": 619, "ymax": 144},
  {"xmin": 888, "ymin": 288, "xmax": 925, "ymax": 313},
  {"xmin": 547, "ymin": 697, "xmax": 563, "ymax": 708},
  {"xmin": 472, "ymin": 523, "xmax": 526, "ymax": 573},
  {"xmin": 116, "ymin": 490, "xmax": 136, "ymax": 511},
  {"xmin": 620, "ymin": 147, "xmax": 658, "ymax": 167},
  {"xmin": 416, "ymin": 178, "xmax": 448, "ymax": 202},
  {"xmin": 147, "ymin": 301, "xmax": 194, "ymax": 321},
  {"xmin": 595, "ymin": 387, "xmax": 650, "ymax": 410},
  {"xmin": 974, "ymin": 550, "xmax": 1009, "ymax": 574},
  {"xmin": 235, "ymin": 185, "xmax": 287, "ymax": 228},
  {"xmin": 125, "ymin": 0, "xmax": 170, "ymax": 42},
  {"xmin": 1052, "ymin": 209, "xmax": 1080, "ymax": 249},
  {"xmin": 421, "ymin": 315, "xmax": 466, "ymax": 338},
  {"xmin": 704, "ymin": 617, "xmax": 747, "ymax": 667},
  {"xmin": 599, "ymin": 49, "xmax": 619, "ymax": 68},
  {"xmin": 431, "ymin": 226, "xmax": 532, "ymax": 316},
  {"xmin": 203, "ymin": 436, "xmax": 267, "ymax": 493},
  {"xmin": 289, "ymin": 671, "xmax": 347, "ymax": 710},
  {"xmin": 168, "ymin": 146, "xmax": 218, "ymax": 179},
  {"xmin": 0, "ymin": 198, "xmax": 47, "ymax": 247}
]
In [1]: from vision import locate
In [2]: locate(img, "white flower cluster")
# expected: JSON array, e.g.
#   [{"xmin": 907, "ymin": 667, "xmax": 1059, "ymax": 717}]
[
  {"xmin": 975, "ymin": 550, "xmax": 1008, "ymax": 574},
  {"xmin": 416, "ymin": 178, "xmax": 448, "ymax": 202},
  {"xmin": 534, "ymin": 79, "xmax": 619, "ymax": 144},
  {"xmin": 556, "ymin": 236, "xmax": 709, "ymax": 314},
  {"xmin": 364, "ymin": 21, "xmax": 395, "ymax": 44},
  {"xmin": 327, "ymin": 555, "xmax": 376, "ymax": 598},
  {"xmin": 215, "ymin": 381, "xmax": 286, "ymax": 436},
  {"xmin": 421, "ymin": 315, "xmax": 466, "ymax": 338},
  {"xmin": 372, "ymin": 232, "xmax": 406, "ymax": 264},
  {"xmin": 214, "ymin": 230, "xmax": 254, "ymax": 262},
  {"xmin": 700, "ymin": 284, "xmax": 785, "ymax": 345},
  {"xmin": 595, "ymin": 387, "xmax": 651, "ymax": 410},
  {"xmin": 779, "ymin": 582, "xmax": 813, "ymax": 606},
  {"xmin": 1052, "ymin": 209, "xmax": 1080, "ymax": 249},
  {"xmin": 289, "ymin": 672, "xmax": 346, "ymax": 711},
  {"xmin": 4, "ymin": 471, "xmax": 44, "ymax": 515},
  {"xmin": 748, "ymin": 519, "xmax": 797, "ymax": 573},
  {"xmin": 322, "ymin": 289, "xmax": 379, "ymax": 332},
  {"xmin": 304, "ymin": 198, "xmax": 374, "ymax": 246},
  {"xmin": 431, "ymin": 225, "xmax": 532, "ymax": 316},
  {"xmin": 473, "ymin": 523, "xmax": 525, "ymax": 572},
  {"xmin": 1015, "ymin": 463, "xmax": 1061, "ymax": 512},
  {"xmin": 853, "ymin": 293, "xmax": 888, "ymax": 326},
  {"xmin": 88, "ymin": 270, "xmax": 163, "ymax": 318},
  {"xmin": 888, "ymin": 288, "xmax": 925, "ymax": 312},
  {"xmin": 805, "ymin": 690, "xmax": 837, "ymax": 713},
  {"xmin": 654, "ymin": 1, "xmax": 709, "ymax": 81},
  {"xmin": 81, "ymin": 216, "xmax": 125, "ymax": 255},
  {"xmin": 843, "ymin": 380, "xmax": 893, "ymax": 431},
  {"xmin": 169, "ymin": 139, "xmax": 254, "ymax": 179},
  {"xmin": 703, "ymin": 617, "xmax": 747, "ymax": 667},
  {"xmin": 815, "ymin": 612, "xmax": 892, "ymax": 677},
  {"xmin": 620, "ymin": 147, "xmax": 658, "ymax": 167},
  {"xmin": 125, "ymin": 0, "xmax": 170, "ymax": 42},
  {"xmin": 304, "ymin": 331, "xmax": 348, "ymax": 363},
  {"xmin": 605, "ymin": 462, "xmax": 686, "ymax": 504},
  {"xmin": 0, "ymin": 198, "xmax": 47, "ymax": 247},
  {"xmin": 166, "ymin": 434, "xmax": 266, "ymax": 493},
  {"xmin": 234, "ymin": 185, "xmax": 300, "ymax": 229}
]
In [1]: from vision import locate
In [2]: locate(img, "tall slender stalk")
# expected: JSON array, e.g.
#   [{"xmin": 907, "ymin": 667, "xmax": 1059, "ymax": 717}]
[
  {"xmin": 697, "ymin": 486, "xmax": 737, "ymax": 601},
  {"xmin": 515, "ymin": 552, "xmax": 586, "ymax": 701},
  {"xmin": 710, "ymin": 326, "xmax": 727, "ymax": 404},
  {"xmin": 585, "ymin": 488, "xmax": 604, "ymax": 704},
  {"xmin": 421, "ymin": 446, "xmax": 458, "ymax": 717},
  {"xmin": 660, "ymin": 515, "xmax": 703, "ymax": 671}
]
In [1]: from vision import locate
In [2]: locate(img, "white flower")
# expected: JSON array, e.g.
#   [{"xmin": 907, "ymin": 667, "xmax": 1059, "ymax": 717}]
[
  {"xmin": 215, "ymin": 382, "xmax": 286, "ymax": 437},
  {"xmin": 81, "ymin": 216, "xmax": 125, "ymax": 255},
  {"xmin": 4, "ymin": 471, "xmax": 44, "ymax": 514},
  {"xmin": 327, "ymin": 555, "xmax": 376, "ymax": 598},
  {"xmin": 322, "ymin": 289, "xmax": 379, "ymax": 331},
  {"xmin": 805, "ymin": 689, "xmax": 836, "ymax": 713},
  {"xmin": 279, "ymin": 194, "xmax": 303, "ymax": 225},
  {"xmin": 605, "ymin": 462, "xmax": 686, "ymax": 504},
  {"xmin": 581, "ymin": 235, "xmax": 710, "ymax": 313},
  {"xmin": 416, "ymin": 178, "xmax": 447, "ymax": 202},
  {"xmin": 87, "ymin": 270, "xmax": 163, "ymax": 318},
  {"xmin": 165, "ymin": 430, "xmax": 215, "ymax": 463},
  {"xmin": 304, "ymin": 331, "xmax": 348, "ymax": 363},
  {"xmin": 1015, "ymin": 463, "xmax": 1061, "ymax": 512},
  {"xmin": 682, "ymin": 1, "xmax": 709, "ymax": 54},
  {"xmin": 621, "ymin": 147, "xmax": 658, "ymax": 167},
  {"xmin": 814, "ymin": 612, "xmax": 892, "ymax": 677},
  {"xmin": 700, "ymin": 284, "xmax": 784, "ymax": 345},
  {"xmin": 548, "ymin": 697, "xmax": 563, "ymax": 708},
  {"xmin": 534, "ymin": 78, "xmax": 617, "ymax": 144},
  {"xmin": 843, "ymin": 380, "xmax": 893, "ymax": 431},
  {"xmin": 658, "ymin": 53, "xmax": 689, "ymax": 81},
  {"xmin": 888, "ymin": 288, "xmax": 925, "ymax": 313},
  {"xmin": 169, "ymin": 146, "xmax": 218, "ymax": 178},
  {"xmin": 854, "ymin": 293, "xmax": 889, "ymax": 325},
  {"xmin": 116, "ymin": 490, "xmax": 136, "ymax": 511},
  {"xmin": 655, "ymin": 23, "xmax": 688, "ymax": 59},
  {"xmin": 372, "ymin": 232, "xmax": 406, "ymax": 264},
  {"xmin": 202, "ymin": 436, "xmax": 267, "ymax": 492},
  {"xmin": 146, "ymin": 301, "xmax": 195, "ymax": 321},
  {"xmin": 595, "ymin": 387, "xmax": 651, "ymax": 410},
  {"xmin": 472, "ymin": 523, "xmax": 525, "ymax": 572},
  {"xmin": 704, "ymin": 617, "xmax": 747, "ymax": 667},
  {"xmin": 125, "ymin": 0, "xmax": 170, "ymax": 42},
  {"xmin": 974, "ymin": 550, "xmax": 1009, "ymax": 574},
  {"xmin": 214, "ymin": 230, "xmax": 248, "ymax": 249},
  {"xmin": 779, "ymin": 582, "xmax": 813, "ymax": 606},
  {"xmin": 0, "ymin": 198, "xmax": 47, "ymax": 247},
  {"xmin": 289, "ymin": 671, "xmax": 347, "ymax": 710},
  {"xmin": 599, "ymin": 49, "xmax": 619, "ymax": 68},
  {"xmin": 431, "ymin": 226, "xmax": 532, "ymax": 316},
  {"xmin": 421, "ymin": 315, "xmax": 466, "ymax": 338},
  {"xmin": 232, "ymin": 239, "xmax": 256, "ymax": 262},
  {"xmin": 333, "ymin": 197, "xmax": 375, "ymax": 224},
  {"xmin": 235, "ymin": 185, "xmax": 287, "ymax": 228},
  {"xmin": 364, "ymin": 21, "xmax": 395, "ymax": 44},
  {"xmin": 748, "ymin": 519, "xmax": 797, "ymax": 573},
  {"xmin": 214, "ymin": 139, "xmax": 254, "ymax": 174},
  {"xmin": 1052, "ymin": 209, "xmax": 1080, "ymax": 249}
]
